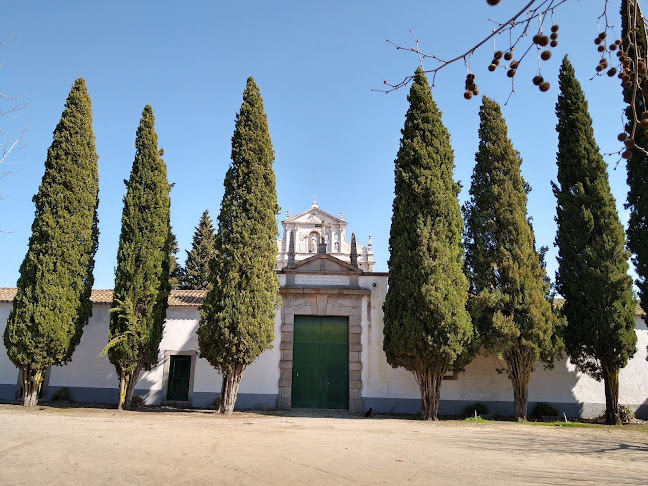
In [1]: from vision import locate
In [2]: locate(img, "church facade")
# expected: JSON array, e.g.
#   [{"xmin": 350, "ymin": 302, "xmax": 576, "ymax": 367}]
[{"xmin": 1, "ymin": 203, "xmax": 647, "ymax": 418}]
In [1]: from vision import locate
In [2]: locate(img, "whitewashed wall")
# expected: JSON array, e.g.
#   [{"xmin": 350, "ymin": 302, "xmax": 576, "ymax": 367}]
[
  {"xmin": 360, "ymin": 281, "xmax": 648, "ymax": 418},
  {"xmin": 2, "ymin": 288, "xmax": 647, "ymax": 418},
  {"xmin": 48, "ymin": 305, "xmax": 116, "ymax": 390},
  {"xmin": 0, "ymin": 300, "xmax": 282, "ymax": 407},
  {"xmin": 0, "ymin": 305, "xmax": 17, "ymax": 394},
  {"xmin": 137, "ymin": 305, "xmax": 282, "ymax": 407}
]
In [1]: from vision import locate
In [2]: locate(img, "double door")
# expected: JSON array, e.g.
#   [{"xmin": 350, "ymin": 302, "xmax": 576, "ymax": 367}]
[{"xmin": 291, "ymin": 315, "xmax": 349, "ymax": 409}]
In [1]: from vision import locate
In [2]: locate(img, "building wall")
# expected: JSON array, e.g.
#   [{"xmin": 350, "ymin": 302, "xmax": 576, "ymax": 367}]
[
  {"xmin": 47, "ymin": 304, "xmax": 118, "ymax": 403},
  {"xmin": 360, "ymin": 281, "xmax": 648, "ymax": 418},
  {"xmin": 0, "ymin": 304, "xmax": 17, "ymax": 399},
  {"xmin": 0, "ymin": 301, "xmax": 281, "ymax": 409},
  {"xmin": 2, "ymin": 293, "xmax": 647, "ymax": 418},
  {"xmin": 146, "ymin": 306, "xmax": 281, "ymax": 408}
]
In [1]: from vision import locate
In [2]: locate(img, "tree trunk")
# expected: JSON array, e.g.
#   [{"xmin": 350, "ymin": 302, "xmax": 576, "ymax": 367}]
[
  {"xmin": 117, "ymin": 371, "xmax": 129, "ymax": 410},
  {"xmin": 20, "ymin": 367, "xmax": 44, "ymax": 407},
  {"xmin": 512, "ymin": 377, "xmax": 529, "ymax": 421},
  {"xmin": 219, "ymin": 363, "xmax": 244, "ymax": 414},
  {"xmin": 505, "ymin": 347, "xmax": 532, "ymax": 421},
  {"xmin": 125, "ymin": 365, "xmax": 142, "ymax": 409},
  {"xmin": 603, "ymin": 366, "xmax": 621, "ymax": 425},
  {"xmin": 117, "ymin": 365, "xmax": 143, "ymax": 410},
  {"xmin": 415, "ymin": 368, "xmax": 445, "ymax": 421}
]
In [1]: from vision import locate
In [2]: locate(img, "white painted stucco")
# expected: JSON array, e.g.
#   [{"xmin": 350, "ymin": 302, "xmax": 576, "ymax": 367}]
[
  {"xmin": 2, "ymin": 288, "xmax": 647, "ymax": 415},
  {"xmin": 0, "ymin": 300, "xmax": 282, "ymax": 405},
  {"xmin": 138, "ymin": 306, "xmax": 282, "ymax": 400},
  {"xmin": 48, "ymin": 305, "xmax": 117, "ymax": 389},
  {"xmin": 359, "ymin": 281, "xmax": 648, "ymax": 415},
  {"xmin": 0, "ymin": 305, "xmax": 18, "ymax": 385}
]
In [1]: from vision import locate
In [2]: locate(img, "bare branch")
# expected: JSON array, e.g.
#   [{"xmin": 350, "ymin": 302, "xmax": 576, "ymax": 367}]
[
  {"xmin": 376, "ymin": 0, "xmax": 648, "ymax": 155},
  {"xmin": 374, "ymin": 0, "xmax": 569, "ymax": 94},
  {"xmin": 0, "ymin": 30, "xmax": 28, "ymax": 204}
]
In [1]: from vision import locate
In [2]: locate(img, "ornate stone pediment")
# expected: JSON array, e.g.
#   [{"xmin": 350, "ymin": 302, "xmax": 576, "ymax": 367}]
[
  {"xmin": 276, "ymin": 201, "xmax": 375, "ymax": 272},
  {"xmin": 280, "ymin": 253, "xmax": 365, "ymax": 290},
  {"xmin": 282, "ymin": 253, "xmax": 363, "ymax": 275},
  {"xmin": 285, "ymin": 206, "xmax": 345, "ymax": 226}
]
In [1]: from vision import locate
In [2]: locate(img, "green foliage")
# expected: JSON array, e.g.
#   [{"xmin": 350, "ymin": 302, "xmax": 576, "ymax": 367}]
[
  {"xmin": 619, "ymin": 405, "xmax": 635, "ymax": 423},
  {"xmin": 198, "ymin": 77, "xmax": 280, "ymax": 374},
  {"xmin": 463, "ymin": 96, "xmax": 562, "ymax": 420},
  {"xmin": 530, "ymin": 402, "xmax": 559, "ymax": 420},
  {"xmin": 130, "ymin": 395, "xmax": 144, "ymax": 407},
  {"xmin": 463, "ymin": 402, "xmax": 489, "ymax": 417},
  {"xmin": 527, "ymin": 421, "xmax": 592, "ymax": 428},
  {"xmin": 382, "ymin": 69, "xmax": 473, "ymax": 420},
  {"xmin": 108, "ymin": 105, "xmax": 171, "ymax": 377},
  {"xmin": 621, "ymin": 0, "xmax": 648, "ymax": 317},
  {"xmin": 3, "ymin": 78, "xmax": 99, "ymax": 382},
  {"xmin": 463, "ymin": 416, "xmax": 489, "ymax": 423},
  {"xmin": 180, "ymin": 210, "xmax": 217, "ymax": 290},
  {"xmin": 464, "ymin": 96, "xmax": 562, "ymax": 365},
  {"xmin": 168, "ymin": 227, "xmax": 183, "ymax": 289},
  {"xmin": 554, "ymin": 57, "xmax": 636, "ymax": 381},
  {"xmin": 51, "ymin": 387, "xmax": 72, "ymax": 402}
]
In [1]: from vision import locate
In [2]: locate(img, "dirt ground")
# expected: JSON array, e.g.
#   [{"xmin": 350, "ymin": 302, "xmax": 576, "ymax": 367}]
[{"xmin": 0, "ymin": 404, "xmax": 647, "ymax": 485}]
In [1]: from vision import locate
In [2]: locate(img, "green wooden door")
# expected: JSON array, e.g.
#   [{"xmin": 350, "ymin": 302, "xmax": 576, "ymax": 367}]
[
  {"xmin": 167, "ymin": 355, "xmax": 191, "ymax": 401},
  {"xmin": 292, "ymin": 316, "xmax": 349, "ymax": 409}
]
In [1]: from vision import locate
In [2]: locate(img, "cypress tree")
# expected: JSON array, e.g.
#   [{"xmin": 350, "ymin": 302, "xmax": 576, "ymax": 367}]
[
  {"xmin": 382, "ymin": 68, "xmax": 474, "ymax": 421},
  {"xmin": 463, "ymin": 96, "xmax": 562, "ymax": 421},
  {"xmin": 179, "ymin": 210, "xmax": 216, "ymax": 290},
  {"xmin": 554, "ymin": 57, "xmax": 636, "ymax": 425},
  {"xmin": 107, "ymin": 105, "xmax": 171, "ymax": 410},
  {"xmin": 198, "ymin": 77, "xmax": 280, "ymax": 414},
  {"xmin": 3, "ymin": 79, "xmax": 99, "ymax": 406},
  {"xmin": 622, "ymin": 0, "xmax": 648, "ymax": 317},
  {"xmin": 168, "ymin": 227, "xmax": 183, "ymax": 289}
]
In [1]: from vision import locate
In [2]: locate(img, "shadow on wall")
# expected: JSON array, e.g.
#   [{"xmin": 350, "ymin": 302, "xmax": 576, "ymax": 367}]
[
  {"xmin": 41, "ymin": 310, "xmax": 199, "ymax": 407},
  {"xmin": 635, "ymin": 397, "xmax": 648, "ymax": 420},
  {"xmin": 563, "ymin": 317, "xmax": 648, "ymax": 420},
  {"xmin": 527, "ymin": 353, "xmax": 585, "ymax": 419}
]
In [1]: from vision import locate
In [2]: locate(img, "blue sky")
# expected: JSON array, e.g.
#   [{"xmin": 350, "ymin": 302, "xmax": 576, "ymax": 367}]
[{"xmin": 0, "ymin": 1, "xmax": 631, "ymax": 291}]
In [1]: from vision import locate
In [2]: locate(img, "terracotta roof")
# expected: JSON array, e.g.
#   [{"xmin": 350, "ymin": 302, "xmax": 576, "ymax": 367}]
[
  {"xmin": 168, "ymin": 289, "xmax": 207, "ymax": 306},
  {"xmin": 0, "ymin": 288, "xmax": 207, "ymax": 307},
  {"xmin": 0, "ymin": 287, "xmax": 644, "ymax": 315},
  {"xmin": 0, "ymin": 288, "xmax": 17, "ymax": 303},
  {"xmin": 90, "ymin": 289, "xmax": 113, "ymax": 304}
]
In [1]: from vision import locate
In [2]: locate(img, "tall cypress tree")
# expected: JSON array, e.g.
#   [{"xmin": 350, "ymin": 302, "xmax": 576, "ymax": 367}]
[
  {"xmin": 554, "ymin": 57, "xmax": 636, "ymax": 425},
  {"xmin": 198, "ymin": 77, "xmax": 280, "ymax": 414},
  {"xmin": 464, "ymin": 96, "xmax": 562, "ymax": 421},
  {"xmin": 179, "ymin": 210, "xmax": 216, "ymax": 290},
  {"xmin": 383, "ymin": 69, "xmax": 474, "ymax": 421},
  {"xmin": 168, "ymin": 227, "xmax": 183, "ymax": 289},
  {"xmin": 107, "ymin": 105, "xmax": 171, "ymax": 410},
  {"xmin": 622, "ymin": 0, "xmax": 648, "ymax": 317},
  {"xmin": 3, "ymin": 79, "xmax": 99, "ymax": 406}
]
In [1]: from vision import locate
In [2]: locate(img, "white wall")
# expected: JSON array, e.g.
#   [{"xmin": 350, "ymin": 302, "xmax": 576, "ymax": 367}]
[
  {"xmin": 3, "ymin": 288, "xmax": 647, "ymax": 414},
  {"xmin": 0, "ymin": 304, "xmax": 18, "ymax": 386},
  {"xmin": 48, "ymin": 304, "xmax": 117, "ymax": 389},
  {"xmin": 359, "ymin": 283, "xmax": 648, "ymax": 414},
  {"xmin": 175, "ymin": 307, "xmax": 282, "ymax": 397}
]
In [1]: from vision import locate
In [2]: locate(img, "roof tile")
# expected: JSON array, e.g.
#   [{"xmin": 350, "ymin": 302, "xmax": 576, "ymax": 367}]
[
  {"xmin": 0, "ymin": 288, "xmax": 644, "ymax": 315},
  {"xmin": 0, "ymin": 288, "xmax": 207, "ymax": 307}
]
